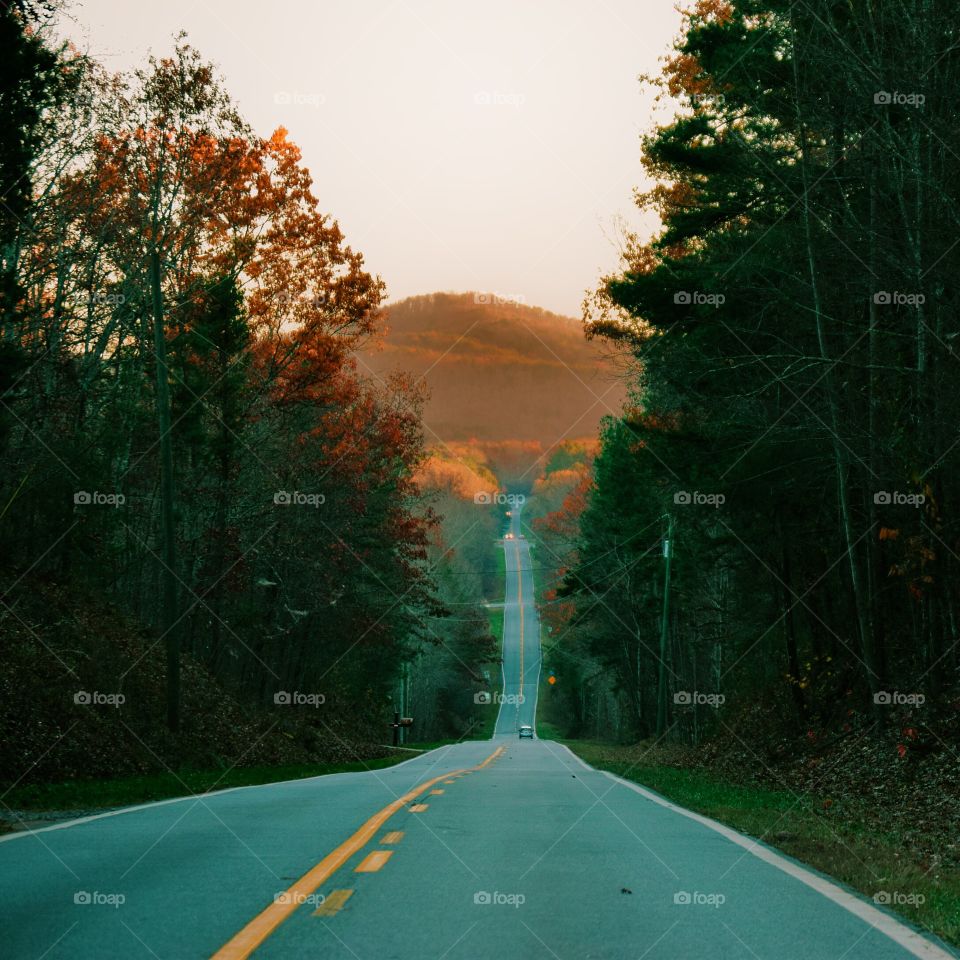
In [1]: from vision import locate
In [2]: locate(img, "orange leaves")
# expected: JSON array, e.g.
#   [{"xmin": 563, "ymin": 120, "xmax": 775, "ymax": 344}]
[
  {"xmin": 689, "ymin": 0, "xmax": 734, "ymax": 23},
  {"xmin": 663, "ymin": 3, "xmax": 735, "ymax": 100},
  {"xmin": 243, "ymin": 128, "xmax": 384, "ymax": 359}
]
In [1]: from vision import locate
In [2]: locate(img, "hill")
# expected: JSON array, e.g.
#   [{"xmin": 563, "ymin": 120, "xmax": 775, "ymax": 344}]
[{"xmin": 358, "ymin": 293, "xmax": 627, "ymax": 451}]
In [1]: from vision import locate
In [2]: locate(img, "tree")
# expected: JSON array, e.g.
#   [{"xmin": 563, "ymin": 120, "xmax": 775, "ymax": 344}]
[
  {"xmin": 1, "ymin": 28, "xmax": 443, "ymax": 758},
  {"xmin": 578, "ymin": 0, "xmax": 960, "ymax": 742}
]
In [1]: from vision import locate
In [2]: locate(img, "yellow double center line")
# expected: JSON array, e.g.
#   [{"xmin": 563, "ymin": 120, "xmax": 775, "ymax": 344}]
[{"xmin": 212, "ymin": 745, "xmax": 504, "ymax": 959}]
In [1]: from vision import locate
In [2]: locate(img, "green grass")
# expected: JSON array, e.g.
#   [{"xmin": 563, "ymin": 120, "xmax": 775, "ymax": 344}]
[
  {"xmin": 532, "ymin": 568, "xmax": 565, "ymax": 742},
  {"xmin": 473, "ymin": 697, "xmax": 500, "ymax": 740},
  {"xmin": 2, "ymin": 754, "xmax": 416, "ymax": 815},
  {"xmin": 470, "ymin": 601, "xmax": 505, "ymax": 740},
  {"xmin": 534, "ymin": 718, "xmax": 564, "ymax": 740},
  {"xmin": 566, "ymin": 740, "xmax": 960, "ymax": 948},
  {"xmin": 492, "ymin": 546, "xmax": 506, "ymax": 603},
  {"xmin": 486, "ymin": 605, "xmax": 504, "ymax": 644}
]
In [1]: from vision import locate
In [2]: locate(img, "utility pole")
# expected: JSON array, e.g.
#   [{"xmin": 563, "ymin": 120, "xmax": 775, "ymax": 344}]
[{"xmin": 656, "ymin": 514, "xmax": 674, "ymax": 738}]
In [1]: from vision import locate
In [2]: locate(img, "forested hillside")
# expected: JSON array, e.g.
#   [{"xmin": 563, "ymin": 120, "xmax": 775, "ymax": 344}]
[
  {"xmin": 538, "ymin": 0, "xmax": 960, "ymax": 796},
  {"xmin": 361, "ymin": 292, "xmax": 627, "ymax": 447}
]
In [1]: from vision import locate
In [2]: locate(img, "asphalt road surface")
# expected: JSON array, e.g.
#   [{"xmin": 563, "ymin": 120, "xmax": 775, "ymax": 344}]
[
  {"xmin": 493, "ymin": 505, "xmax": 539, "ymax": 737},
  {"xmin": 0, "ymin": 503, "xmax": 955, "ymax": 959}
]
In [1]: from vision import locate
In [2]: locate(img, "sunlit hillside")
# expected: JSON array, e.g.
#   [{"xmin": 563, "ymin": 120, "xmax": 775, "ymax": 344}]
[{"xmin": 358, "ymin": 292, "xmax": 628, "ymax": 448}]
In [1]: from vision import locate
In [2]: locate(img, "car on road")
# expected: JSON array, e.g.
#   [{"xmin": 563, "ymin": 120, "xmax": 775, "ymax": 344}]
[{"xmin": 518, "ymin": 724, "xmax": 533, "ymax": 739}]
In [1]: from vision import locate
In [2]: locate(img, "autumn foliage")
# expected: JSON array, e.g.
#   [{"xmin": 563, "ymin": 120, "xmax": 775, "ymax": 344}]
[{"xmin": 0, "ymin": 35, "xmax": 438, "ymax": 769}]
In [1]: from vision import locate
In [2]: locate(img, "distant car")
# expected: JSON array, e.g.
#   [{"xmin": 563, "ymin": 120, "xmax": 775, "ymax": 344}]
[
  {"xmin": 504, "ymin": 532, "xmax": 514, "ymax": 540},
  {"xmin": 518, "ymin": 725, "xmax": 533, "ymax": 739}
]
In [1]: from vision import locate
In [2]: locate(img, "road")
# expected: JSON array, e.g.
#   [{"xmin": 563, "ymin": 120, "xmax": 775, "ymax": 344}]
[
  {"xmin": 493, "ymin": 504, "xmax": 540, "ymax": 737},
  {"xmin": 0, "ymin": 503, "xmax": 955, "ymax": 959}
]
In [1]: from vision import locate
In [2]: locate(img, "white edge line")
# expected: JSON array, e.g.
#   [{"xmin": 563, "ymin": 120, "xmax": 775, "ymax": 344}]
[
  {"xmin": 558, "ymin": 743, "xmax": 592, "ymax": 771},
  {"xmin": 525, "ymin": 540, "xmax": 542, "ymax": 740},
  {"xmin": 0, "ymin": 745, "xmax": 454, "ymax": 846},
  {"xmin": 589, "ymin": 759, "xmax": 957, "ymax": 960},
  {"xmin": 492, "ymin": 535, "xmax": 508, "ymax": 740}
]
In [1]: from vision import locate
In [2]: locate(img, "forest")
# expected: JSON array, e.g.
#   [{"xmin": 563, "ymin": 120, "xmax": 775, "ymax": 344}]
[
  {"xmin": 2, "ymin": 1, "xmax": 959, "ymax": 954},
  {"xmin": 3, "ymin": 0, "xmax": 959, "ymax": 833},
  {"xmin": 0, "ymin": 4, "xmax": 504, "ymax": 785},
  {"xmin": 536, "ymin": 0, "xmax": 960, "ymax": 759}
]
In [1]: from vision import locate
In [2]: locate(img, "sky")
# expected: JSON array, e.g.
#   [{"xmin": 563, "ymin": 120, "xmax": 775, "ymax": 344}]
[{"xmin": 63, "ymin": 0, "xmax": 684, "ymax": 318}]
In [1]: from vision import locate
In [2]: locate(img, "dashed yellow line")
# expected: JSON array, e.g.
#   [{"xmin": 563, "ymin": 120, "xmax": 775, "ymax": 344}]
[
  {"xmin": 212, "ymin": 760, "xmax": 476, "ymax": 958},
  {"xmin": 381, "ymin": 831, "xmax": 404, "ymax": 844},
  {"xmin": 430, "ymin": 789, "xmax": 444, "ymax": 795},
  {"xmin": 211, "ymin": 744, "xmax": 507, "ymax": 958},
  {"xmin": 313, "ymin": 890, "xmax": 352, "ymax": 917},
  {"xmin": 355, "ymin": 850, "xmax": 393, "ymax": 873},
  {"xmin": 409, "ymin": 803, "xmax": 429, "ymax": 812}
]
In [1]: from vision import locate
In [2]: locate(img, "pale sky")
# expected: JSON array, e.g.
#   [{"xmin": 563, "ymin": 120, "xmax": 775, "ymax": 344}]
[{"xmin": 64, "ymin": 1, "xmax": 683, "ymax": 318}]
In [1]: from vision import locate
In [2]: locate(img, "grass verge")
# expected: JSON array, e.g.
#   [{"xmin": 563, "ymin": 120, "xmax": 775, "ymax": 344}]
[
  {"xmin": 492, "ymin": 544, "xmax": 506, "ymax": 604},
  {"xmin": 566, "ymin": 740, "xmax": 960, "ymax": 948},
  {"xmin": 2, "ymin": 753, "xmax": 416, "ymax": 819},
  {"xmin": 472, "ymin": 601, "xmax": 505, "ymax": 740}
]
